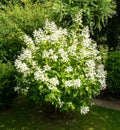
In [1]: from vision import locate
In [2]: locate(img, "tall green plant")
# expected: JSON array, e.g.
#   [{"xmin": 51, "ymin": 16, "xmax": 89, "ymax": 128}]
[{"xmin": 51, "ymin": 0, "xmax": 116, "ymax": 33}]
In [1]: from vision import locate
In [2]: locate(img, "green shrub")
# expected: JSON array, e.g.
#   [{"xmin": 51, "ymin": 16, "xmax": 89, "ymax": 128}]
[
  {"xmin": 5, "ymin": 3, "xmax": 50, "ymax": 36},
  {"xmin": 51, "ymin": 0, "xmax": 116, "ymax": 32},
  {"xmin": 106, "ymin": 52, "xmax": 120, "ymax": 93},
  {"xmin": 0, "ymin": 2, "xmax": 50, "ymax": 62},
  {"xmin": 0, "ymin": 13, "xmax": 24, "ymax": 62},
  {"xmin": 0, "ymin": 61, "xmax": 17, "ymax": 109},
  {"xmin": 15, "ymin": 16, "xmax": 106, "ymax": 114}
]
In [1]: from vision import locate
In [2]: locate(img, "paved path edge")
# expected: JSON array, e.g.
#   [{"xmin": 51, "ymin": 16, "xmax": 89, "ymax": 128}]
[{"xmin": 93, "ymin": 99, "xmax": 120, "ymax": 111}]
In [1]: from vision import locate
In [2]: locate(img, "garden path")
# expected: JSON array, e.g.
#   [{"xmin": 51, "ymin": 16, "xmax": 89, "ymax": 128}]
[{"xmin": 93, "ymin": 99, "xmax": 120, "ymax": 111}]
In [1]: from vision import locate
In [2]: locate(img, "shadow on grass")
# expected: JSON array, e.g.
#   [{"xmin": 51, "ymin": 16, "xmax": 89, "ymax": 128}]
[{"xmin": 0, "ymin": 96, "xmax": 120, "ymax": 130}]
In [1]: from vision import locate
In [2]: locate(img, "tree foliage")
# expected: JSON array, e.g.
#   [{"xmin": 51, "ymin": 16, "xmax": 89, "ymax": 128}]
[{"xmin": 51, "ymin": 0, "xmax": 116, "ymax": 33}]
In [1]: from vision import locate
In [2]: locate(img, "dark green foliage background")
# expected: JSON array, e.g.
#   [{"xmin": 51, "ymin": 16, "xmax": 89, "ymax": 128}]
[
  {"xmin": 0, "ymin": 1, "xmax": 49, "ymax": 108},
  {"xmin": 0, "ymin": 61, "xmax": 17, "ymax": 109},
  {"xmin": 106, "ymin": 52, "xmax": 120, "ymax": 93}
]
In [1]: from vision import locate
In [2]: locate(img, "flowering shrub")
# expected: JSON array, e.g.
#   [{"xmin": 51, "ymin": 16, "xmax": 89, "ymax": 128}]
[{"xmin": 15, "ymin": 14, "xmax": 106, "ymax": 114}]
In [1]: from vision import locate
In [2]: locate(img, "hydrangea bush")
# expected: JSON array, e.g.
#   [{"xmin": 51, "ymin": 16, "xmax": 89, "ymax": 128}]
[{"xmin": 15, "ymin": 14, "xmax": 106, "ymax": 114}]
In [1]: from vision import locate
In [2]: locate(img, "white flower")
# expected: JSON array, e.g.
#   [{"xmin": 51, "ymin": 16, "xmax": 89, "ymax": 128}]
[
  {"xmin": 34, "ymin": 68, "xmax": 48, "ymax": 82},
  {"xmin": 80, "ymin": 106, "xmax": 89, "ymax": 115},
  {"xmin": 96, "ymin": 64, "xmax": 107, "ymax": 78},
  {"xmin": 33, "ymin": 28, "xmax": 45, "ymax": 43},
  {"xmin": 24, "ymin": 35, "xmax": 34, "ymax": 45},
  {"xmin": 33, "ymin": 28, "xmax": 44, "ymax": 38},
  {"xmin": 31, "ymin": 61, "xmax": 37, "ymax": 67},
  {"xmin": 82, "ymin": 38, "xmax": 91, "ymax": 48},
  {"xmin": 61, "ymin": 54, "xmax": 68, "ymax": 62},
  {"xmin": 42, "ymin": 50, "xmax": 50, "ymax": 58},
  {"xmin": 18, "ymin": 49, "xmax": 32, "ymax": 61},
  {"xmin": 59, "ymin": 50, "xmax": 69, "ymax": 62},
  {"xmin": 85, "ymin": 70, "xmax": 96, "ymax": 80},
  {"xmin": 49, "ymin": 78, "xmax": 59, "ymax": 86},
  {"xmin": 48, "ymin": 49, "xmax": 54, "ymax": 55},
  {"xmin": 14, "ymin": 86, "xmax": 20, "ymax": 92},
  {"xmin": 15, "ymin": 59, "xmax": 29, "ymax": 73},
  {"xmin": 58, "ymin": 98, "xmax": 64, "ymax": 108},
  {"xmin": 79, "ymin": 48, "xmax": 90, "ymax": 58},
  {"xmin": 86, "ymin": 60, "xmax": 95, "ymax": 69},
  {"xmin": 58, "ymin": 48, "xmax": 64, "ymax": 54},
  {"xmin": 65, "ymin": 66, "xmax": 73, "ymax": 72},
  {"xmin": 50, "ymin": 31, "xmax": 60, "ymax": 41},
  {"xmin": 45, "ymin": 19, "xmax": 57, "ymax": 33},
  {"xmin": 65, "ymin": 80, "xmax": 73, "ymax": 87},
  {"xmin": 44, "ymin": 64, "xmax": 51, "ymax": 71},
  {"xmin": 73, "ymin": 10, "xmax": 83, "ymax": 24},
  {"xmin": 48, "ymin": 85, "xmax": 54, "ymax": 90},
  {"xmin": 51, "ymin": 54, "xmax": 58, "ymax": 62},
  {"xmin": 73, "ymin": 79, "xmax": 81, "ymax": 88},
  {"xmin": 81, "ymin": 26, "xmax": 90, "ymax": 39},
  {"xmin": 68, "ymin": 44, "xmax": 77, "ymax": 55},
  {"xmin": 99, "ymin": 79, "xmax": 106, "ymax": 89}
]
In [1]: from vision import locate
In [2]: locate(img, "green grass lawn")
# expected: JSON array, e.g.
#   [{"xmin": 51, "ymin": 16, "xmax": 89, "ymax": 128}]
[{"xmin": 0, "ymin": 97, "xmax": 120, "ymax": 130}]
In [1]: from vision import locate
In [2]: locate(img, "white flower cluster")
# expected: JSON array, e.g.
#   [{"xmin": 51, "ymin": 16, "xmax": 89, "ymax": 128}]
[
  {"xmin": 15, "ymin": 18, "xmax": 107, "ymax": 113},
  {"xmin": 96, "ymin": 64, "xmax": 107, "ymax": 89},
  {"xmin": 15, "ymin": 59, "xmax": 29, "ymax": 76},
  {"xmin": 65, "ymin": 79, "xmax": 81, "ymax": 88},
  {"xmin": 33, "ymin": 19, "xmax": 68, "ymax": 44},
  {"xmin": 80, "ymin": 106, "xmax": 89, "ymax": 115}
]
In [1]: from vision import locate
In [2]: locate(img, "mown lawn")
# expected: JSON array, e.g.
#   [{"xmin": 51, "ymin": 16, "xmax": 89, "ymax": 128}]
[{"xmin": 0, "ymin": 97, "xmax": 120, "ymax": 130}]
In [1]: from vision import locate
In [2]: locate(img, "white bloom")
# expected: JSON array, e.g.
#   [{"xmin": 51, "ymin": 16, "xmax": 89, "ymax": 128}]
[
  {"xmin": 85, "ymin": 70, "xmax": 96, "ymax": 80},
  {"xmin": 48, "ymin": 49, "xmax": 54, "ymax": 55},
  {"xmin": 49, "ymin": 78, "xmax": 59, "ymax": 86},
  {"xmin": 73, "ymin": 79, "xmax": 81, "ymax": 88},
  {"xmin": 58, "ymin": 98, "xmax": 64, "ymax": 108},
  {"xmin": 42, "ymin": 50, "xmax": 50, "ymax": 58},
  {"xmin": 34, "ymin": 68, "xmax": 48, "ymax": 82},
  {"xmin": 65, "ymin": 66, "xmax": 73, "ymax": 72},
  {"xmin": 58, "ymin": 48, "xmax": 65, "ymax": 54},
  {"xmin": 61, "ymin": 54, "xmax": 68, "ymax": 62},
  {"xmin": 50, "ymin": 31, "xmax": 60, "ymax": 41},
  {"xmin": 62, "ymin": 28, "xmax": 68, "ymax": 36},
  {"xmin": 31, "ymin": 61, "xmax": 37, "ymax": 67},
  {"xmin": 18, "ymin": 49, "xmax": 32, "ymax": 61},
  {"xmin": 73, "ymin": 10, "xmax": 83, "ymax": 24},
  {"xmin": 99, "ymin": 79, "xmax": 106, "ymax": 89},
  {"xmin": 80, "ymin": 106, "xmax": 89, "ymax": 115},
  {"xmin": 51, "ymin": 54, "xmax": 58, "ymax": 62},
  {"xmin": 45, "ymin": 19, "xmax": 57, "ymax": 33},
  {"xmin": 59, "ymin": 51, "xmax": 69, "ymax": 62},
  {"xmin": 96, "ymin": 64, "xmax": 107, "ymax": 78},
  {"xmin": 68, "ymin": 44, "xmax": 77, "ymax": 55},
  {"xmin": 24, "ymin": 35, "xmax": 34, "ymax": 45},
  {"xmin": 82, "ymin": 38, "xmax": 91, "ymax": 48},
  {"xmin": 33, "ymin": 28, "xmax": 44, "ymax": 38},
  {"xmin": 86, "ymin": 60, "xmax": 95, "ymax": 69},
  {"xmin": 82, "ymin": 26, "xmax": 90, "ymax": 39},
  {"xmin": 79, "ymin": 48, "xmax": 90, "ymax": 58},
  {"xmin": 15, "ymin": 59, "xmax": 29, "ymax": 73},
  {"xmin": 33, "ymin": 28, "xmax": 45, "ymax": 43},
  {"xmin": 44, "ymin": 64, "xmax": 51, "ymax": 71},
  {"xmin": 65, "ymin": 80, "xmax": 73, "ymax": 87},
  {"xmin": 48, "ymin": 85, "xmax": 54, "ymax": 90},
  {"xmin": 14, "ymin": 86, "xmax": 20, "ymax": 92},
  {"xmin": 96, "ymin": 64, "xmax": 106, "ymax": 89}
]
